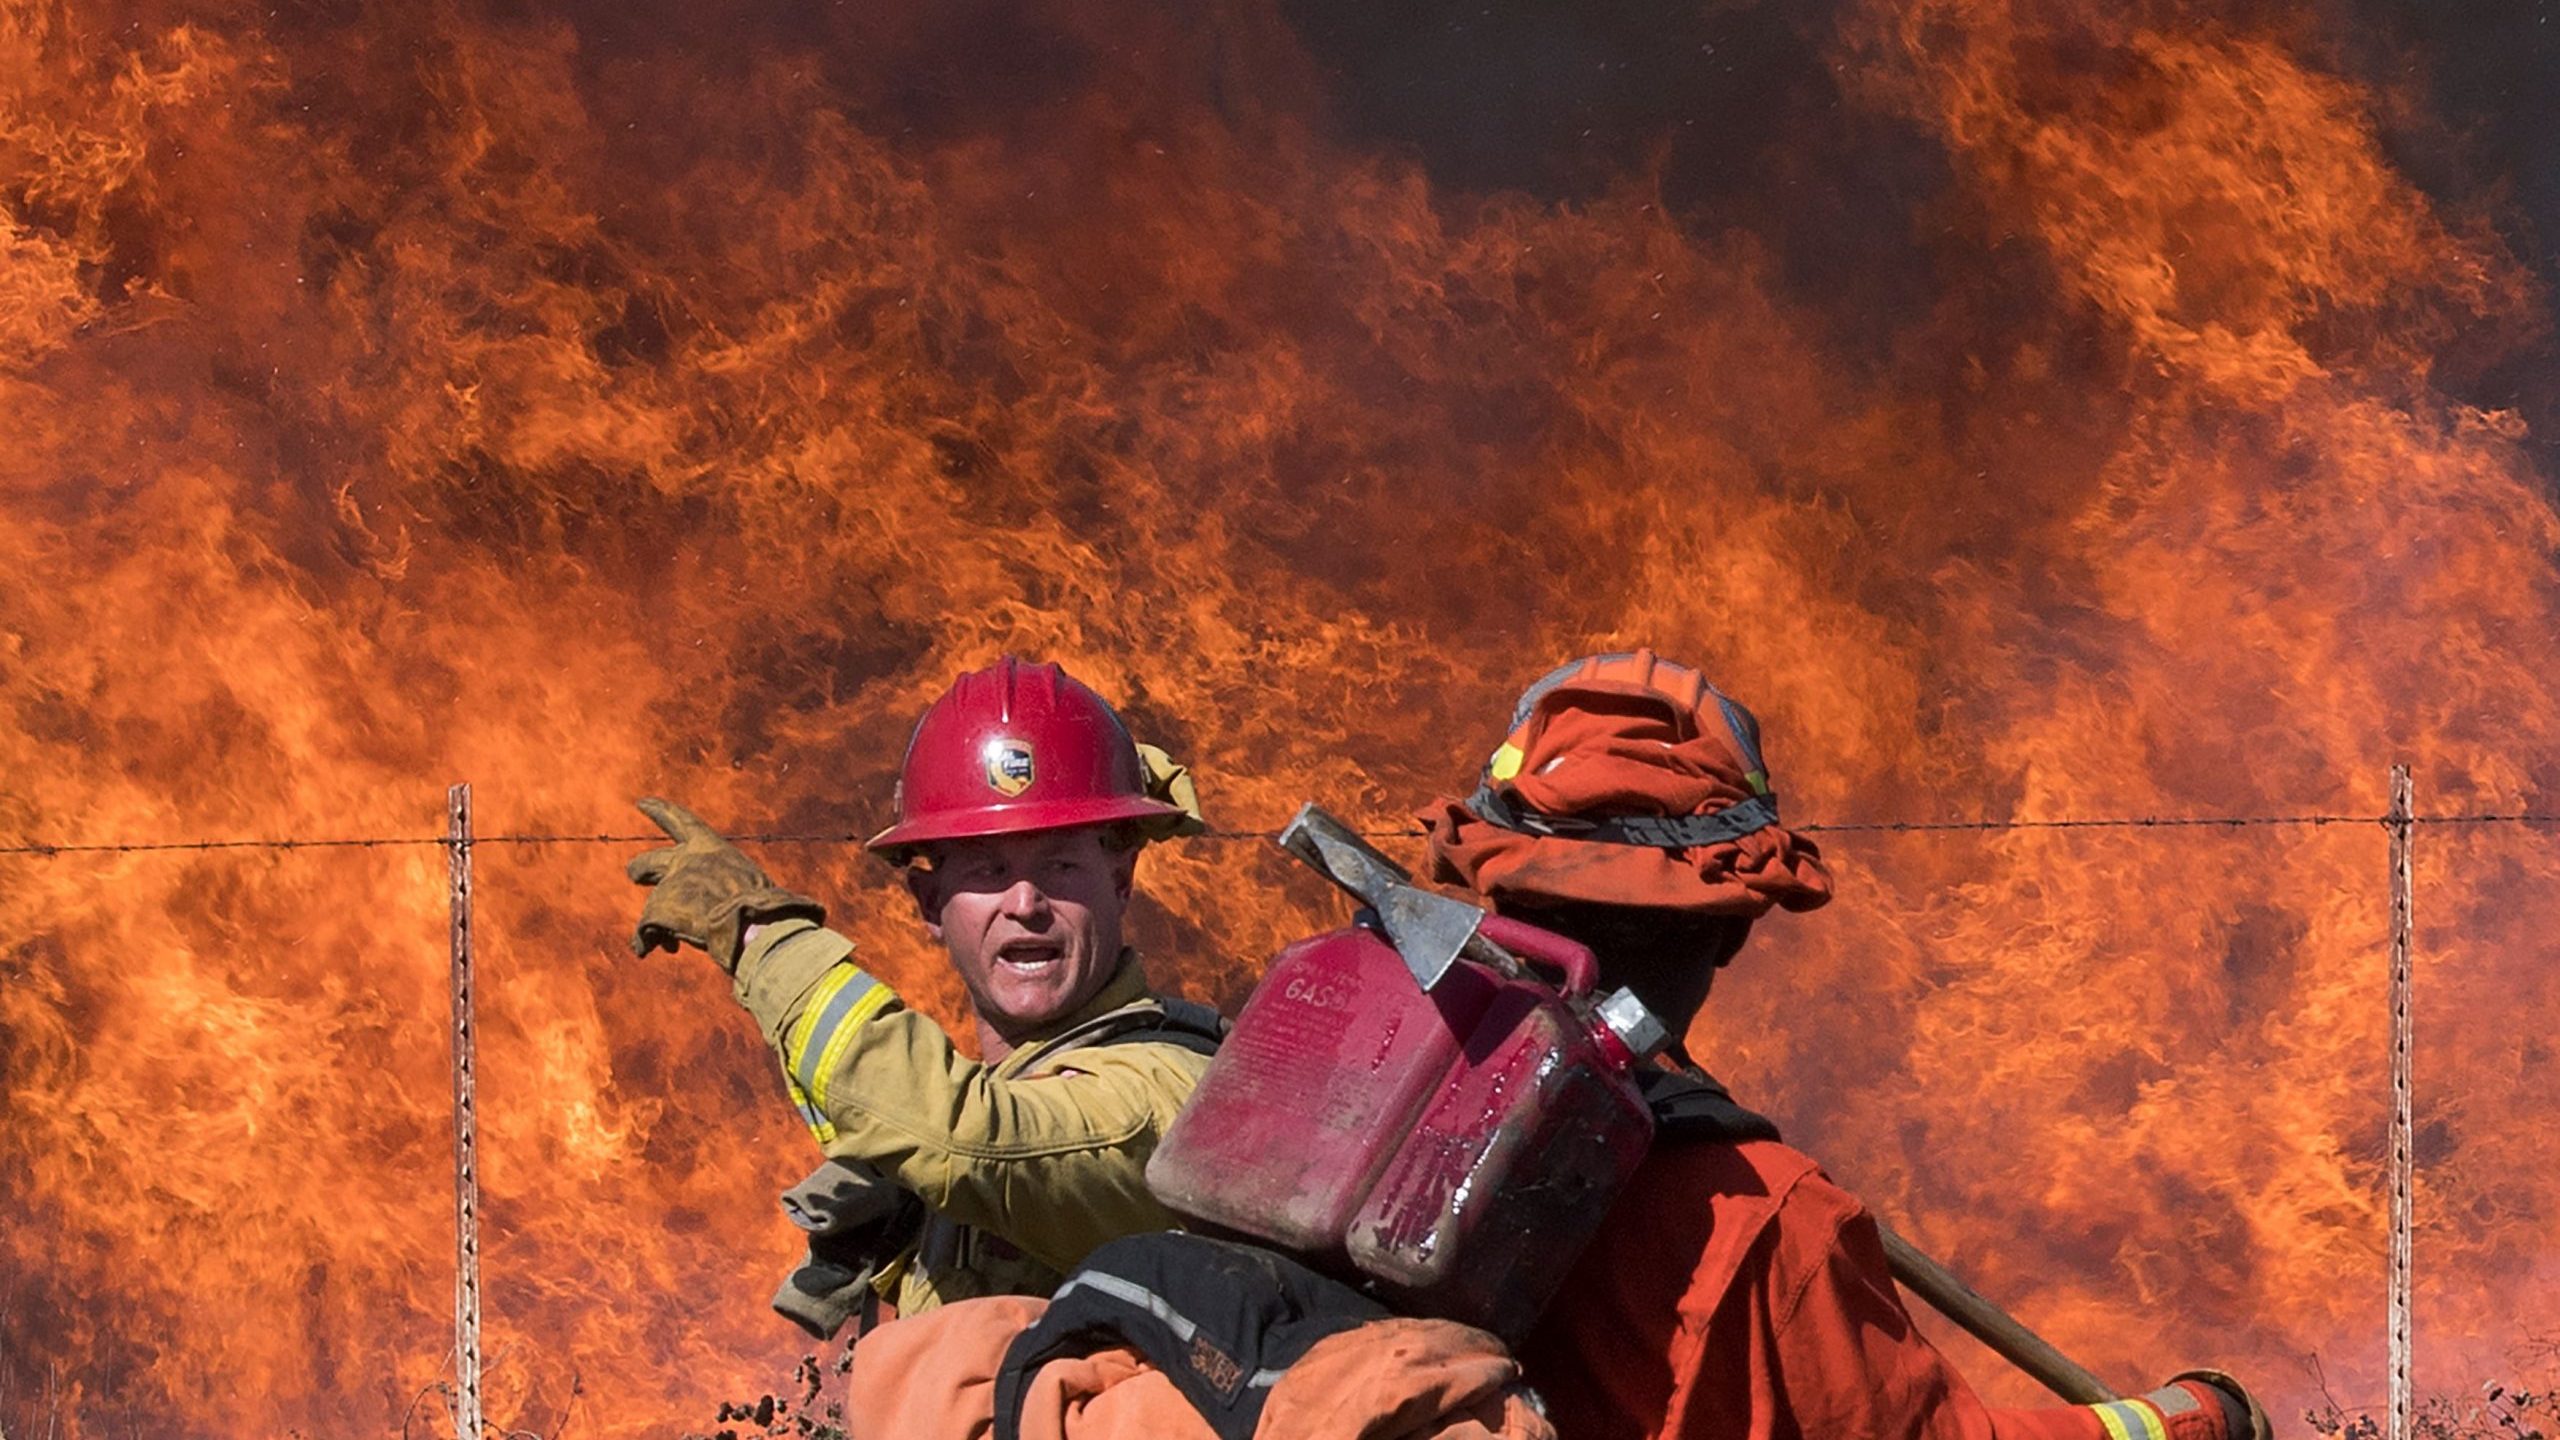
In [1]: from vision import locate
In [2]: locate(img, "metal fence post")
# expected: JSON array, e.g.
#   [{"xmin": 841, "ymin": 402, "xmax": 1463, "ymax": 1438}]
[
  {"xmin": 2388, "ymin": 765, "xmax": 2414, "ymax": 1440},
  {"xmin": 448, "ymin": 785, "xmax": 483, "ymax": 1440}
]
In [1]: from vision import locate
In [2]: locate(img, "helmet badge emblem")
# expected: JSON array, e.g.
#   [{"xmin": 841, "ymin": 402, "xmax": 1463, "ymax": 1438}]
[{"xmin": 985, "ymin": 738, "xmax": 1035, "ymax": 797}]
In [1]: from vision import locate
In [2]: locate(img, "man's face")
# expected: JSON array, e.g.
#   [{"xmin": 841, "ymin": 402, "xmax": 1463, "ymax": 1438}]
[{"xmin": 909, "ymin": 827, "xmax": 1138, "ymax": 1047}]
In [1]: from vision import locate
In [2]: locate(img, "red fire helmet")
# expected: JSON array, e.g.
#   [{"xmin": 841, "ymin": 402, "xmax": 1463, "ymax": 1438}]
[{"xmin": 865, "ymin": 656, "xmax": 1189, "ymax": 859}]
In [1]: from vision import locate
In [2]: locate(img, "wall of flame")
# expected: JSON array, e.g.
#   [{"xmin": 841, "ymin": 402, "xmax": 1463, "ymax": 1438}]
[{"xmin": 2, "ymin": 0, "xmax": 2553, "ymax": 1435}]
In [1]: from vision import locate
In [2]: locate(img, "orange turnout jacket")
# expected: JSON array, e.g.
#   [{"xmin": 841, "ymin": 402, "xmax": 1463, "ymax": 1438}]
[
  {"xmin": 844, "ymin": 1294, "xmax": 1554, "ymax": 1440},
  {"xmin": 1520, "ymin": 1139, "xmax": 2240, "ymax": 1440}
]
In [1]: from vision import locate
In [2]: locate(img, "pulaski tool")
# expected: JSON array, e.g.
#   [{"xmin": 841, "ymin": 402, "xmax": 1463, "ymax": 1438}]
[{"xmin": 1275, "ymin": 803, "xmax": 1530, "ymax": 992}]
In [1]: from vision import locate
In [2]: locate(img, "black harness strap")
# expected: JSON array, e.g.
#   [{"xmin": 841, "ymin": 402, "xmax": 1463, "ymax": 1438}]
[
  {"xmin": 1640, "ymin": 1063, "xmax": 1783, "ymax": 1144},
  {"xmin": 993, "ymin": 1233, "xmax": 1386, "ymax": 1440},
  {"xmin": 1096, "ymin": 996, "xmax": 1229, "ymax": 1058}
]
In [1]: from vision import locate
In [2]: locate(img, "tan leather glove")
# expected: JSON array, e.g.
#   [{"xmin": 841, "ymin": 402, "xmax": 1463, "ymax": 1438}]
[{"xmin": 625, "ymin": 797, "xmax": 825, "ymax": 972}]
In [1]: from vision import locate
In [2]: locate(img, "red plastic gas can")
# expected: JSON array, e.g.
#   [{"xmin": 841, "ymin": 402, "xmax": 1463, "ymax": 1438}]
[
  {"xmin": 1147, "ymin": 913, "xmax": 1656, "ymax": 1340},
  {"xmin": 1146, "ymin": 923, "xmax": 1500, "ymax": 1251}
]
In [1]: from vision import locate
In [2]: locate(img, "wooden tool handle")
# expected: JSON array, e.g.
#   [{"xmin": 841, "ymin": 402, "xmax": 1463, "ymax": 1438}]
[{"xmin": 1875, "ymin": 1219, "xmax": 2119, "ymax": 1405}]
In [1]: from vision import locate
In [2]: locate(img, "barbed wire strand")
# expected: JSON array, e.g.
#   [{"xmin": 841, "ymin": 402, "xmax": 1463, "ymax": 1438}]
[{"xmin": 3, "ymin": 810, "xmax": 2557, "ymax": 856}]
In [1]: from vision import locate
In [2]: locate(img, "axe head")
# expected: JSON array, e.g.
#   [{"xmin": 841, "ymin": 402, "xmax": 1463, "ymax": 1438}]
[
  {"xmin": 1369, "ymin": 884, "xmax": 1483, "ymax": 992},
  {"xmin": 1277, "ymin": 803, "xmax": 1481, "ymax": 991}
]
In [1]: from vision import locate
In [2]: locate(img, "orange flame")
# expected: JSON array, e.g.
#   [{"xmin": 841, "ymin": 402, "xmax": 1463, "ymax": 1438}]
[{"xmin": 2, "ymin": 0, "xmax": 2553, "ymax": 1434}]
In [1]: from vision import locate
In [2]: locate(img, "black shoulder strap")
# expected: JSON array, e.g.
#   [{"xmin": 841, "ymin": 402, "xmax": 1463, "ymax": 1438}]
[
  {"xmin": 993, "ymin": 1233, "xmax": 1384, "ymax": 1440},
  {"xmin": 1095, "ymin": 996, "xmax": 1229, "ymax": 1057},
  {"xmin": 1640, "ymin": 1063, "xmax": 1783, "ymax": 1144}
]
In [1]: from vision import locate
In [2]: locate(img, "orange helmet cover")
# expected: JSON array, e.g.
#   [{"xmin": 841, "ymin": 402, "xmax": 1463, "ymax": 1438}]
[{"xmin": 1420, "ymin": 650, "xmax": 1833, "ymax": 917}]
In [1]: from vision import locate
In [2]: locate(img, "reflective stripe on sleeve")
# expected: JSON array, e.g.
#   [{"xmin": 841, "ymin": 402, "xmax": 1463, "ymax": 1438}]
[
  {"xmin": 2141, "ymin": 1384, "xmax": 2202, "ymax": 1417},
  {"xmin": 784, "ymin": 965, "xmax": 898, "ymax": 1112},
  {"xmin": 784, "ymin": 1071, "xmax": 836, "ymax": 1144},
  {"xmin": 2092, "ymin": 1399, "xmax": 2170, "ymax": 1440}
]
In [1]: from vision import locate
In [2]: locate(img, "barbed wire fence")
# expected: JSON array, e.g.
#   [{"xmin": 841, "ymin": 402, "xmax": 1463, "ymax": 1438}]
[{"xmin": 6, "ymin": 772, "xmax": 2543, "ymax": 1440}]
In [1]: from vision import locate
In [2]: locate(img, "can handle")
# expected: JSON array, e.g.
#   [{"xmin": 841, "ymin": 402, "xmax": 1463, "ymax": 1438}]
[{"xmin": 1475, "ymin": 914, "xmax": 1598, "ymax": 999}]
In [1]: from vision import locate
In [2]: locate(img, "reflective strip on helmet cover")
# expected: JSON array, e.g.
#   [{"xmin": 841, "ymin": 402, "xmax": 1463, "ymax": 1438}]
[
  {"xmin": 1706, "ymin": 687, "xmax": 1772, "ymax": 796},
  {"xmin": 2090, "ymin": 1398, "xmax": 2171, "ymax": 1440},
  {"xmin": 785, "ymin": 965, "xmax": 899, "ymax": 1114},
  {"xmin": 1506, "ymin": 653, "xmax": 1637, "ymax": 730}
]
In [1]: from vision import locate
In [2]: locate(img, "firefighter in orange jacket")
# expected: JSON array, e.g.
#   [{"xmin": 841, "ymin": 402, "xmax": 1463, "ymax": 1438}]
[{"xmin": 1417, "ymin": 650, "xmax": 2273, "ymax": 1440}]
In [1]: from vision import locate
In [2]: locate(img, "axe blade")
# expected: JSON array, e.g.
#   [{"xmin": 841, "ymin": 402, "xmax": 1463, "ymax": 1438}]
[
  {"xmin": 1372, "ymin": 885, "xmax": 1480, "ymax": 992},
  {"xmin": 1276, "ymin": 803, "xmax": 1473, "ymax": 991}
]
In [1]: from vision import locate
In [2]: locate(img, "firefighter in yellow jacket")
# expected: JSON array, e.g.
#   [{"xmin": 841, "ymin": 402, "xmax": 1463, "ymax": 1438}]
[{"xmin": 626, "ymin": 657, "xmax": 1220, "ymax": 1324}]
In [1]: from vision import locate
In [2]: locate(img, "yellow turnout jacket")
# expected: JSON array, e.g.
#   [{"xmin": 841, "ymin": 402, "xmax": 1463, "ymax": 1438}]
[{"xmin": 732, "ymin": 918, "xmax": 1214, "ymax": 1313}]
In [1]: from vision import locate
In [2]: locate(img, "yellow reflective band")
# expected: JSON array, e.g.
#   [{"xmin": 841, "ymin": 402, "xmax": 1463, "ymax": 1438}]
[
  {"xmin": 793, "ymin": 970, "xmax": 883, "ymax": 1093},
  {"xmin": 2092, "ymin": 1400, "xmax": 2168, "ymax": 1440},
  {"xmin": 784, "ymin": 1071, "xmax": 837, "ymax": 1144},
  {"xmin": 784, "ymin": 967, "xmax": 865, "ymax": 1081},
  {"xmin": 1744, "ymin": 769, "xmax": 1771, "ymax": 796},
  {"xmin": 1488, "ymin": 742, "xmax": 1525, "ymax": 782},
  {"xmin": 805, "ymin": 981, "xmax": 897, "ymax": 1113}
]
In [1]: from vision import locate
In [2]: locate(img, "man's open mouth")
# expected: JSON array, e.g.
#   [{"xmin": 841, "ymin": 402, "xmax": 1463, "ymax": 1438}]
[{"xmin": 995, "ymin": 941, "xmax": 1066, "ymax": 972}]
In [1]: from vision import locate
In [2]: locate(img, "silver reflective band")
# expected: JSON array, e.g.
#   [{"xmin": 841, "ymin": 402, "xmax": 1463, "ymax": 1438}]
[
  {"xmin": 2142, "ymin": 1385, "xmax": 2202, "ymax": 1417},
  {"xmin": 2095, "ymin": 1400, "xmax": 2169, "ymax": 1440},
  {"xmin": 1049, "ymin": 1271, "xmax": 1290, "ymax": 1388},
  {"xmin": 793, "ymin": 970, "xmax": 883, "ymax": 1094}
]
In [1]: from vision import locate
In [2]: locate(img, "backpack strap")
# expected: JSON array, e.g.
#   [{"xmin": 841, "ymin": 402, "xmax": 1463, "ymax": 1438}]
[
  {"xmin": 993, "ymin": 1233, "xmax": 1385, "ymax": 1440},
  {"xmin": 1639, "ymin": 1063, "xmax": 1783, "ymax": 1144},
  {"xmin": 1019, "ymin": 992, "xmax": 1227, "ymax": 1066},
  {"xmin": 1095, "ymin": 995, "xmax": 1228, "ymax": 1057}
]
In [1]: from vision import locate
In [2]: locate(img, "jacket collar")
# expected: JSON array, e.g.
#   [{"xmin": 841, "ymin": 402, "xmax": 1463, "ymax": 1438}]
[{"xmin": 1004, "ymin": 948, "xmax": 1152, "ymax": 1055}]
